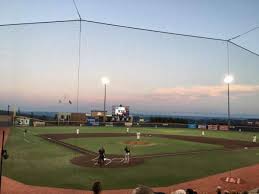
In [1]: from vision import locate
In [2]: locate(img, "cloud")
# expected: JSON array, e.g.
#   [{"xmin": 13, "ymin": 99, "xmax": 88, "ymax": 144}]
[{"xmin": 152, "ymin": 84, "xmax": 259, "ymax": 101}]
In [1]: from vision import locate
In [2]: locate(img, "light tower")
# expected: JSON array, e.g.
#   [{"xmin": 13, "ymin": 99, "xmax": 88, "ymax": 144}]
[
  {"xmin": 101, "ymin": 77, "xmax": 110, "ymax": 123},
  {"xmin": 224, "ymin": 74, "xmax": 234, "ymax": 129}
]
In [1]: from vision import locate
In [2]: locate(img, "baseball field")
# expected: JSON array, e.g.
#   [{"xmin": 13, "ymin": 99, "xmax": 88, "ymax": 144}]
[{"xmin": 3, "ymin": 126, "xmax": 259, "ymax": 190}]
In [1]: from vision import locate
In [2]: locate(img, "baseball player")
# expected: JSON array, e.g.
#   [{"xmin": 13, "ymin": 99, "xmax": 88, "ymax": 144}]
[
  {"xmin": 202, "ymin": 131, "xmax": 205, "ymax": 136},
  {"xmin": 98, "ymin": 147, "xmax": 106, "ymax": 166},
  {"xmin": 76, "ymin": 128, "xmax": 80, "ymax": 135},
  {"xmin": 136, "ymin": 132, "xmax": 141, "ymax": 141},
  {"xmin": 23, "ymin": 129, "xmax": 27, "ymax": 138},
  {"xmin": 126, "ymin": 128, "xmax": 130, "ymax": 133},
  {"xmin": 253, "ymin": 135, "xmax": 257, "ymax": 143},
  {"xmin": 124, "ymin": 146, "xmax": 131, "ymax": 164}
]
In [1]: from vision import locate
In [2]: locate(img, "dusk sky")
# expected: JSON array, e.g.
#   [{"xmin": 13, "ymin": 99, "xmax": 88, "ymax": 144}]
[{"xmin": 0, "ymin": 0, "xmax": 259, "ymax": 117}]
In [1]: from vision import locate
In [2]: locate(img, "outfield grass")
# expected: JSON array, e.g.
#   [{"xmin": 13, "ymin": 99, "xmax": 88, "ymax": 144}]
[
  {"xmin": 26, "ymin": 126, "xmax": 259, "ymax": 142},
  {"xmin": 63, "ymin": 136, "xmax": 222, "ymax": 156},
  {"xmin": 3, "ymin": 127, "xmax": 259, "ymax": 190}
]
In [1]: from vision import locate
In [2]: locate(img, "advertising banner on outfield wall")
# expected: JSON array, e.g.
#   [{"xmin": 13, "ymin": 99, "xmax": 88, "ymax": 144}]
[
  {"xmin": 198, "ymin": 125, "xmax": 207, "ymax": 129},
  {"xmin": 87, "ymin": 118, "xmax": 99, "ymax": 126},
  {"xmin": 125, "ymin": 122, "xmax": 133, "ymax": 127},
  {"xmin": 33, "ymin": 121, "xmax": 45, "ymax": 127},
  {"xmin": 208, "ymin": 125, "xmax": 218, "ymax": 130},
  {"xmin": 188, "ymin": 124, "xmax": 197, "ymax": 129},
  {"xmin": 219, "ymin": 125, "xmax": 229, "ymax": 131},
  {"xmin": 15, "ymin": 117, "xmax": 31, "ymax": 126}
]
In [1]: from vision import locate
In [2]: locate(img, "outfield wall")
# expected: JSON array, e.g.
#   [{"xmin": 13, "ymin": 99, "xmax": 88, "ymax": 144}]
[
  {"xmin": 230, "ymin": 126, "xmax": 259, "ymax": 132},
  {"xmin": 132, "ymin": 122, "xmax": 188, "ymax": 128}
]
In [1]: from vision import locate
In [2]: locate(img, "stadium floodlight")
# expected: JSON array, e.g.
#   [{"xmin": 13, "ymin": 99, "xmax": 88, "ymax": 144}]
[
  {"xmin": 101, "ymin": 77, "xmax": 110, "ymax": 123},
  {"xmin": 224, "ymin": 74, "xmax": 234, "ymax": 130},
  {"xmin": 224, "ymin": 75, "xmax": 234, "ymax": 84},
  {"xmin": 101, "ymin": 77, "xmax": 110, "ymax": 85}
]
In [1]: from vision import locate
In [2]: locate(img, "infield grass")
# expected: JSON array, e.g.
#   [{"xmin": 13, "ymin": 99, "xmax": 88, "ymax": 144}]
[
  {"xmin": 63, "ymin": 136, "xmax": 222, "ymax": 156},
  {"xmin": 26, "ymin": 126, "xmax": 258, "ymax": 142}
]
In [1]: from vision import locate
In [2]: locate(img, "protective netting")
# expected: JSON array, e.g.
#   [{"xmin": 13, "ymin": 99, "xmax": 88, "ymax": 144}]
[
  {"xmin": 1, "ymin": 2, "xmax": 259, "ymax": 192},
  {"xmin": 229, "ymin": 42, "xmax": 259, "ymax": 117},
  {"xmin": 0, "ymin": 20, "xmax": 258, "ymax": 117},
  {"xmin": 80, "ymin": 22, "xmax": 229, "ymax": 116},
  {"xmin": 0, "ymin": 22, "xmax": 79, "ymax": 112}
]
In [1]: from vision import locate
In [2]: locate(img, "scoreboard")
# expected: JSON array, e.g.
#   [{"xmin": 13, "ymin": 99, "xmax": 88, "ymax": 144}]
[{"xmin": 112, "ymin": 105, "xmax": 130, "ymax": 122}]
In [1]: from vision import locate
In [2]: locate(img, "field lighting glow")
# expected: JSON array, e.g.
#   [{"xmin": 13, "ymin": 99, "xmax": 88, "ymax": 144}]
[
  {"xmin": 101, "ymin": 77, "xmax": 110, "ymax": 85},
  {"xmin": 224, "ymin": 75, "xmax": 234, "ymax": 84}
]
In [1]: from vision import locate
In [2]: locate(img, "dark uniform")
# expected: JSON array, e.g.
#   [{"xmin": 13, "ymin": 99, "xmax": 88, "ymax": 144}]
[
  {"xmin": 125, "ymin": 146, "xmax": 130, "ymax": 154},
  {"xmin": 124, "ymin": 146, "xmax": 130, "ymax": 163},
  {"xmin": 98, "ymin": 147, "xmax": 105, "ymax": 166}
]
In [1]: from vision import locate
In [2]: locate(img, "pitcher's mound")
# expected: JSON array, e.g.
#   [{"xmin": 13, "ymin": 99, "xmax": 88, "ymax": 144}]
[{"xmin": 123, "ymin": 140, "xmax": 154, "ymax": 146}]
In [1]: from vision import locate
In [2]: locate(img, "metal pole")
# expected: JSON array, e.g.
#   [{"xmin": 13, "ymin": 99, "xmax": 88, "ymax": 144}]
[
  {"xmin": 0, "ymin": 131, "xmax": 5, "ymax": 193},
  {"xmin": 76, "ymin": 19, "xmax": 82, "ymax": 113},
  {"xmin": 227, "ymin": 83, "xmax": 230, "ymax": 129},
  {"xmin": 103, "ymin": 84, "xmax": 107, "ymax": 124},
  {"xmin": 227, "ymin": 42, "xmax": 230, "ymax": 130},
  {"xmin": 227, "ymin": 83, "xmax": 232, "ymax": 177},
  {"xmin": 7, "ymin": 105, "xmax": 10, "ymax": 115}
]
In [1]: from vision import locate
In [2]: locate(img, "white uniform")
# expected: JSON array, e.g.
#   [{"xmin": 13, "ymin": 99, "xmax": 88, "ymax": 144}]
[
  {"xmin": 202, "ymin": 131, "xmax": 205, "ymax": 136},
  {"xmin": 137, "ymin": 132, "xmax": 141, "ymax": 140},
  {"xmin": 126, "ymin": 128, "xmax": 129, "ymax": 133},
  {"xmin": 253, "ymin": 135, "xmax": 257, "ymax": 143},
  {"xmin": 124, "ymin": 147, "xmax": 130, "ymax": 163},
  {"xmin": 76, "ymin": 128, "xmax": 80, "ymax": 135}
]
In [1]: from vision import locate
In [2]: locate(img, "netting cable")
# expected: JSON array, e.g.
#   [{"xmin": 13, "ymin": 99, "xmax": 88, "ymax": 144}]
[
  {"xmin": 72, "ymin": 0, "xmax": 82, "ymax": 20},
  {"xmin": 229, "ymin": 26, "xmax": 259, "ymax": 41},
  {"xmin": 75, "ymin": 20, "xmax": 82, "ymax": 113},
  {"xmin": 0, "ymin": 19, "xmax": 258, "ymax": 57}
]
